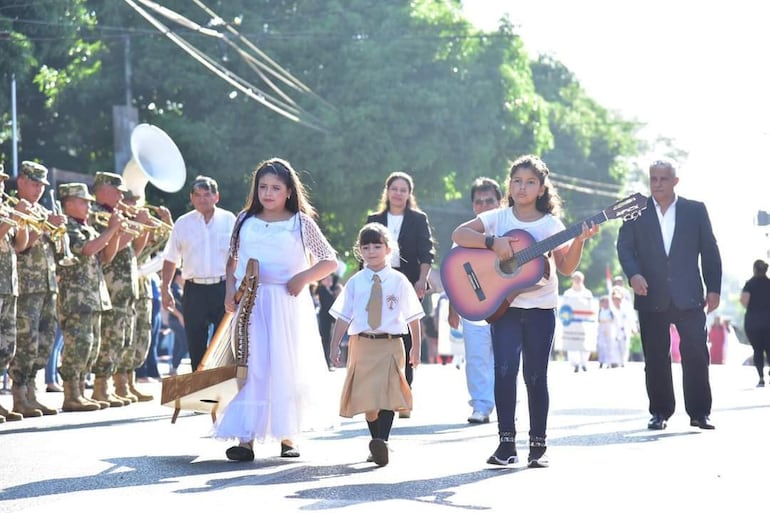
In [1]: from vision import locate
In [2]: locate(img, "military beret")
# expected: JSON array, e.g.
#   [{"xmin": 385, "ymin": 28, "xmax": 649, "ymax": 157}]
[
  {"xmin": 20, "ymin": 161, "xmax": 50, "ymax": 185},
  {"xmin": 94, "ymin": 171, "xmax": 128, "ymax": 192},
  {"xmin": 59, "ymin": 182, "xmax": 95, "ymax": 201}
]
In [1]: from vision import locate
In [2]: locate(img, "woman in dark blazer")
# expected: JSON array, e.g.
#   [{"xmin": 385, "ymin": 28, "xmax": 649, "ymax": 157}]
[{"xmin": 367, "ymin": 172, "xmax": 435, "ymax": 400}]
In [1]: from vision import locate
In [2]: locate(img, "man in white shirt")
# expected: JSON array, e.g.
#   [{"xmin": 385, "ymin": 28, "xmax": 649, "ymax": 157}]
[
  {"xmin": 161, "ymin": 176, "xmax": 235, "ymax": 372},
  {"xmin": 448, "ymin": 177, "xmax": 502, "ymax": 424}
]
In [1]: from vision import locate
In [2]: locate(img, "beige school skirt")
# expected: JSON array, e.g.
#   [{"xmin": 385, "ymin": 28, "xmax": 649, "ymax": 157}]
[{"xmin": 339, "ymin": 335, "xmax": 413, "ymax": 418}]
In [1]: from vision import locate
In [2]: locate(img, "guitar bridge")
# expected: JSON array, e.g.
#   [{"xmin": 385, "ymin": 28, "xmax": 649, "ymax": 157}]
[{"xmin": 463, "ymin": 262, "xmax": 486, "ymax": 302}]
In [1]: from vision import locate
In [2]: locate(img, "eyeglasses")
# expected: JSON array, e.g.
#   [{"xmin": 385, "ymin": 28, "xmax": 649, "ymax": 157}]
[{"xmin": 473, "ymin": 198, "xmax": 498, "ymax": 206}]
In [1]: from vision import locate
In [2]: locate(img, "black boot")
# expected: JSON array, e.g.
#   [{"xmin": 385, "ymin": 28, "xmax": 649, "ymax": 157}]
[
  {"xmin": 528, "ymin": 436, "xmax": 549, "ymax": 468},
  {"xmin": 487, "ymin": 431, "xmax": 517, "ymax": 465}
]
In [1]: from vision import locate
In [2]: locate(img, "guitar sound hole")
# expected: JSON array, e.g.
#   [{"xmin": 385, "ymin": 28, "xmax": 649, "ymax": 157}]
[{"xmin": 498, "ymin": 257, "xmax": 518, "ymax": 276}]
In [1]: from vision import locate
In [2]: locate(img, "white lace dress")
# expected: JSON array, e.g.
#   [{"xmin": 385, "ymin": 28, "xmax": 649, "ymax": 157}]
[{"xmin": 213, "ymin": 212, "xmax": 337, "ymax": 443}]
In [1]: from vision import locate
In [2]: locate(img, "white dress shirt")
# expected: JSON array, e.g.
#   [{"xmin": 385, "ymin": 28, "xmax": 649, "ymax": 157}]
[
  {"xmin": 163, "ymin": 206, "xmax": 236, "ymax": 280},
  {"xmin": 653, "ymin": 195, "xmax": 677, "ymax": 256},
  {"xmin": 330, "ymin": 265, "xmax": 425, "ymax": 335}
]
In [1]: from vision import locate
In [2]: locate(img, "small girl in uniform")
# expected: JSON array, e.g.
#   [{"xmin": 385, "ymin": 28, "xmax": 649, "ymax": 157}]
[{"xmin": 329, "ymin": 223, "xmax": 424, "ymax": 467}]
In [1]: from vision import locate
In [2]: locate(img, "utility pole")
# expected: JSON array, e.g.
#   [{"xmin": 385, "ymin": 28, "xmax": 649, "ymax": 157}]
[
  {"xmin": 113, "ymin": 34, "xmax": 138, "ymax": 172},
  {"xmin": 11, "ymin": 74, "xmax": 18, "ymax": 177}
]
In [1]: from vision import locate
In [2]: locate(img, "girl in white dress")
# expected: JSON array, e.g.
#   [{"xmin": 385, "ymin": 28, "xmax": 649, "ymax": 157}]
[{"xmin": 214, "ymin": 158, "xmax": 338, "ymax": 462}]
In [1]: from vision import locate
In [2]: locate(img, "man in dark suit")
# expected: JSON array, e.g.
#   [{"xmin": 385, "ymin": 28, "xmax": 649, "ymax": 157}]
[
  {"xmin": 617, "ymin": 159, "xmax": 721, "ymax": 431},
  {"xmin": 367, "ymin": 172, "xmax": 435, "ymax": 401}
]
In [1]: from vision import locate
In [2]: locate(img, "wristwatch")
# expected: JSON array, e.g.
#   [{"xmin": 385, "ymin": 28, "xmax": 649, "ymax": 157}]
[{"xmin": 484, "ymin": 235, "xmax": 495, "ymax": 250}]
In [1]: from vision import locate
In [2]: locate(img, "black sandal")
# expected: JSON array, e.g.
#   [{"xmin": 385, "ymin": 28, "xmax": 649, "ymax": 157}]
[
  {"xmin": 226, "ymin": 445, "xmax": 254, "ymax": 462},
  {"xmin": 280, "ymin": 442, "xmax": 300, "ymax": 458}
]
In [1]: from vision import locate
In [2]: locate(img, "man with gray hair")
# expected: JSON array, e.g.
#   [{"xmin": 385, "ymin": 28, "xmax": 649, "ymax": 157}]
[{"xmin": 617, "ymin": 159, "xmax": 722, "ymax": 431}]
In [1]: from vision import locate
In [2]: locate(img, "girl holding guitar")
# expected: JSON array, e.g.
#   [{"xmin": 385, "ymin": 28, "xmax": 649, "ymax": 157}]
[{"xmin": 451, "ymin": 155, "xmax": 598, "ymax": 467}]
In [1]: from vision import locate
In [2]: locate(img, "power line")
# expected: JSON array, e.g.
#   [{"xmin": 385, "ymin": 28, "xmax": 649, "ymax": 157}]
[{"xmin": 122, "ymin": 0, "xmax": 328, "ymax": 132}]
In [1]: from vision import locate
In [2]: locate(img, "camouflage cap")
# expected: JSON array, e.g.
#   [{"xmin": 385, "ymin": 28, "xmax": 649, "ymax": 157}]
[
  {"xmin": 122, "ymin": 189, "xmax": 140, "ymax": 201},
  {"xmin": 59, "ymin": 182, "xmax": 95, "ymax": 201},
  {"xmin": 20, "ymin": 160, "xmax": 50, "ymax": 185},
  {"xmin": 94, "ymin": 171, "xmax": 128, "ymax": 192},
  {"xmin": 0, "ymin": 163, "xmax": 8, "ymax": 180}
]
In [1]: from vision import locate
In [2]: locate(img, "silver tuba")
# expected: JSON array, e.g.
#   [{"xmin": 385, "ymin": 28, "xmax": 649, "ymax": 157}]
[
  {"xmin": 122, "ymin": 123, "xmax": 187, "ymax": 202},
  {"xmin": 122, "ymin": 124, "xmax": 186, "ymax": 275}
]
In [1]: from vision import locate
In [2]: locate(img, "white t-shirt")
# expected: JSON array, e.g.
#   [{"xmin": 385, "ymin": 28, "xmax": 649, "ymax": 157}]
[{"xmin": 477, "ymin": 207, "xmax": 566, "ymax": 309}]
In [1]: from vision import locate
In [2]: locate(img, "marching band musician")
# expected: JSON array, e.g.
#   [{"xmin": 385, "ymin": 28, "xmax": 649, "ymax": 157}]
[
  {"xmin": 9, "ymin": 161, "xmax": 63, "ymax": 417},
  {"xmin": 57, "ymin": 183, "xmax": 122, "ymax": 412},
  {"xmin": 0, "ymin": 165, "xmax": 30, "ymax": 422},
  {"xmin": 122, "ymin": 190, "xmax": 173, "ymax": 398},
  {"xmin": 89, "ymin": 172, "xmax": 150, "ymax": 407}
]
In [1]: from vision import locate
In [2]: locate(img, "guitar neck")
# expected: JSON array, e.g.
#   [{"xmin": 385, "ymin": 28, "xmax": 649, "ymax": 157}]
[{"xmin": 515, "ymin": 211, "xmax": 608, "ymax": 265}]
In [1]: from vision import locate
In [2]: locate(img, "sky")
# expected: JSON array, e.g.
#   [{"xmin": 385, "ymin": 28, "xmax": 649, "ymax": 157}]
[{"xmin": 462, "ymin": 0, "xmax": 770, "ymax": 292}]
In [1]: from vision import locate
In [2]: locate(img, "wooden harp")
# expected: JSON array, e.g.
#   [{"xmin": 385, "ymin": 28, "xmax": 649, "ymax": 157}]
[{"xmin": 160, "ymin": 259, "xmax": 258, "ymax": 423}]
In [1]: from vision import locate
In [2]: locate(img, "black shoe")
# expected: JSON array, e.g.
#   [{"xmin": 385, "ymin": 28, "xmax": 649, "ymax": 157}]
[
  {"xmin": 647, "ymin": 415, "xmax": 667, "ymax": 430},
  {"xmin": 528, "ymin": 437, "xmax": 549, "ymax": 468},
  {"xmin": 369, "ymin": 438, "xmax": 389, "ymax": 467},
  {"xmin": 689, "ymin": 416, "xmax": 715, "ymax": 430},
  {"xmin": 486, "ymin": 442, "xmax": 518, "ymax": 466},
  {"xmin": 758, "ymin": 380, "xmax": 765, "ymax": 388},
  {"xmin": 280, "ymin": 442, "xmax": 300, "ymax": 458},
  {"xmin": 225, "ymin": 445, "xmax": 254, "ymax": 462}
]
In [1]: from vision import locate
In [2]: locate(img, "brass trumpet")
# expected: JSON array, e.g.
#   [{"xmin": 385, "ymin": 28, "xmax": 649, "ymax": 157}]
[
  {"xmin": 117, "ymin": 201, "xmax": 173, "ymax": 233},
  {"xmin": 0, "ymin": 203, "xmax": 45, "ymax": 233},
  {"xmin": 91, "ymin": 211, "xmax": 142, "ymax": 237},
  {"xmin": 1, "ymin": 192, "xmax": 59, "ymax": 236},
  {"xmin": 49, "ymin": 190, "xmax": 77, "ymax": 267},
  {"xmin": 0, "ymin": 213, "xmax": 18, "ymax": 228}
]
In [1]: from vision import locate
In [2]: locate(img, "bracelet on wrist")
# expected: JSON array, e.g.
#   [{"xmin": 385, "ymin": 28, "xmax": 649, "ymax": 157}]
[{"xmin": 484, "ymin": 235, "xmax": 495, "ymax": 250}]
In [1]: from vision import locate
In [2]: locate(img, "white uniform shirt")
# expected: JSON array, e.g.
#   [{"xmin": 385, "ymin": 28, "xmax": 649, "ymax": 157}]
[
  {"xmin": 163, "ymin": 206, "xmax": 236, "ymax": 280},
  {"xmin": 477, "ymin": 207, "xmax": 566, "ymax": 309},
  {"xmin": 330, "ymin": 265, "xmax": 425, "ymax": 335}
]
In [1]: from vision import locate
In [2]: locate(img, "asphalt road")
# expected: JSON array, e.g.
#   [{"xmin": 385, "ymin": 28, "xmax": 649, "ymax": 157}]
[{"xmin": 1, "ymin": 361, "xmax": 767, "ymax": 512}]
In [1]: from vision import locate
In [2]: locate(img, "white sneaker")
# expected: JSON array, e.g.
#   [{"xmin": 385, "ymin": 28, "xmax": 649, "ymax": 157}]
[{"xmin": 467, "ymin": 411, "xmax": 490, "ymax": 424}]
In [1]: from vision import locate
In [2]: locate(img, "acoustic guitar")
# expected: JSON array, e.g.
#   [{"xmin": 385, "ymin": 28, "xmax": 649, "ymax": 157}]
[{"xmin": 440, "ymin": 193, "xmax": 647, "ymax": 322}]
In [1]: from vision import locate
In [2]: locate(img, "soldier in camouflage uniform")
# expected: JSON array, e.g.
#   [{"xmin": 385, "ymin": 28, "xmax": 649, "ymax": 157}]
[
  {"xmin": 9, "ymin": 161, "xmax": 63, "ymax": 416},
  {"xmin": 57, "ymin": 183, "xmax": 121, "ymax": 412},
  {"xmin": 121, "ymin": 191, "xmax": 172, "ymax": 401},
  {"xmin": 90, "ymin": 172, "xmax": 151, "ymax": 405},
  {"xmin": 0, "ymin": 166, "xmax": 29, "ymax": 422}
]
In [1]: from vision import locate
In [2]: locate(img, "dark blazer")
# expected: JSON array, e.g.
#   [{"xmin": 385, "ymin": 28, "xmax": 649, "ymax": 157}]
[
  {"xmin": 367, "ymin": 209, "xmax": 435, "ymax": 286},
  {"xmin": 617, "ymin": 196, "xmax": 722, "ymax": 312}
]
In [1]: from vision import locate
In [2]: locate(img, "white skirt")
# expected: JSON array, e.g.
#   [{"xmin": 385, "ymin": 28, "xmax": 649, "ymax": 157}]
[{"xmin": 212, "ymin": 283, "xmax": 337, "ymax": 444}]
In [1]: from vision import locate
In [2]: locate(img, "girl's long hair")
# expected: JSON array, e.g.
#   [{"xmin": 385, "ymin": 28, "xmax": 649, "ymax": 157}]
[
  {"xmin": 241, "ymin": 158, "xmax": 316, "ymax": 219},
  {"xmin": 506, "ymin": 155, "xmax": 562, "ymax": 216}
]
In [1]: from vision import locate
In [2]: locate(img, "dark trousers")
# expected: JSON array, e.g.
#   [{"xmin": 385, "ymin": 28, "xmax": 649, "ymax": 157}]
[
  {"xmin": 638, "ymin": 306, "xmax": 711, "ymax": 419},
  {"xmin": 490, "ymin": 307, "xmax": 555, "ymax": 439},
  {"xmin": 745, "ymin": 320, "xmax": 770, "ymax": 379},
  {"xmin": 182, "ymin": 281, "xmax": 226, "ymax": 372}
]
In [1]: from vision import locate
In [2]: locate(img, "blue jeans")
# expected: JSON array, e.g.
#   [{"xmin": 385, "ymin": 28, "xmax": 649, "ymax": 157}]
[
  {"xmin": 490, "ymin": 307, "xmax": 555, "ymax": 440},
  {"xmin": 46, "ymin": 325, "xmax": 64, "ymax": 384},
  {"xmin": 461, "ymin": 319, "xmax": 495, "ymax": 416},
  {"xmin": 135, "ymin": 296, "xmax": 162, "ymax": 379}
]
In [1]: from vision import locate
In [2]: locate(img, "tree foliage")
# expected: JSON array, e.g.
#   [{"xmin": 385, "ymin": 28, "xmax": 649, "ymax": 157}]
[{"xmin": 0, "ymin": 0, "xmax": 643, "ymax": 283}]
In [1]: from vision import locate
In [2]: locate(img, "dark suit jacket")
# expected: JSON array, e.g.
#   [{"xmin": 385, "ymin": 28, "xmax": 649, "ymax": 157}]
[
  {"xmin": 367, "ymin": 209, "xmax": 435, "ymax": 286},
  {"xmin": 617, "ymin": 196, "xmax": 722, "ymax": 312}
]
